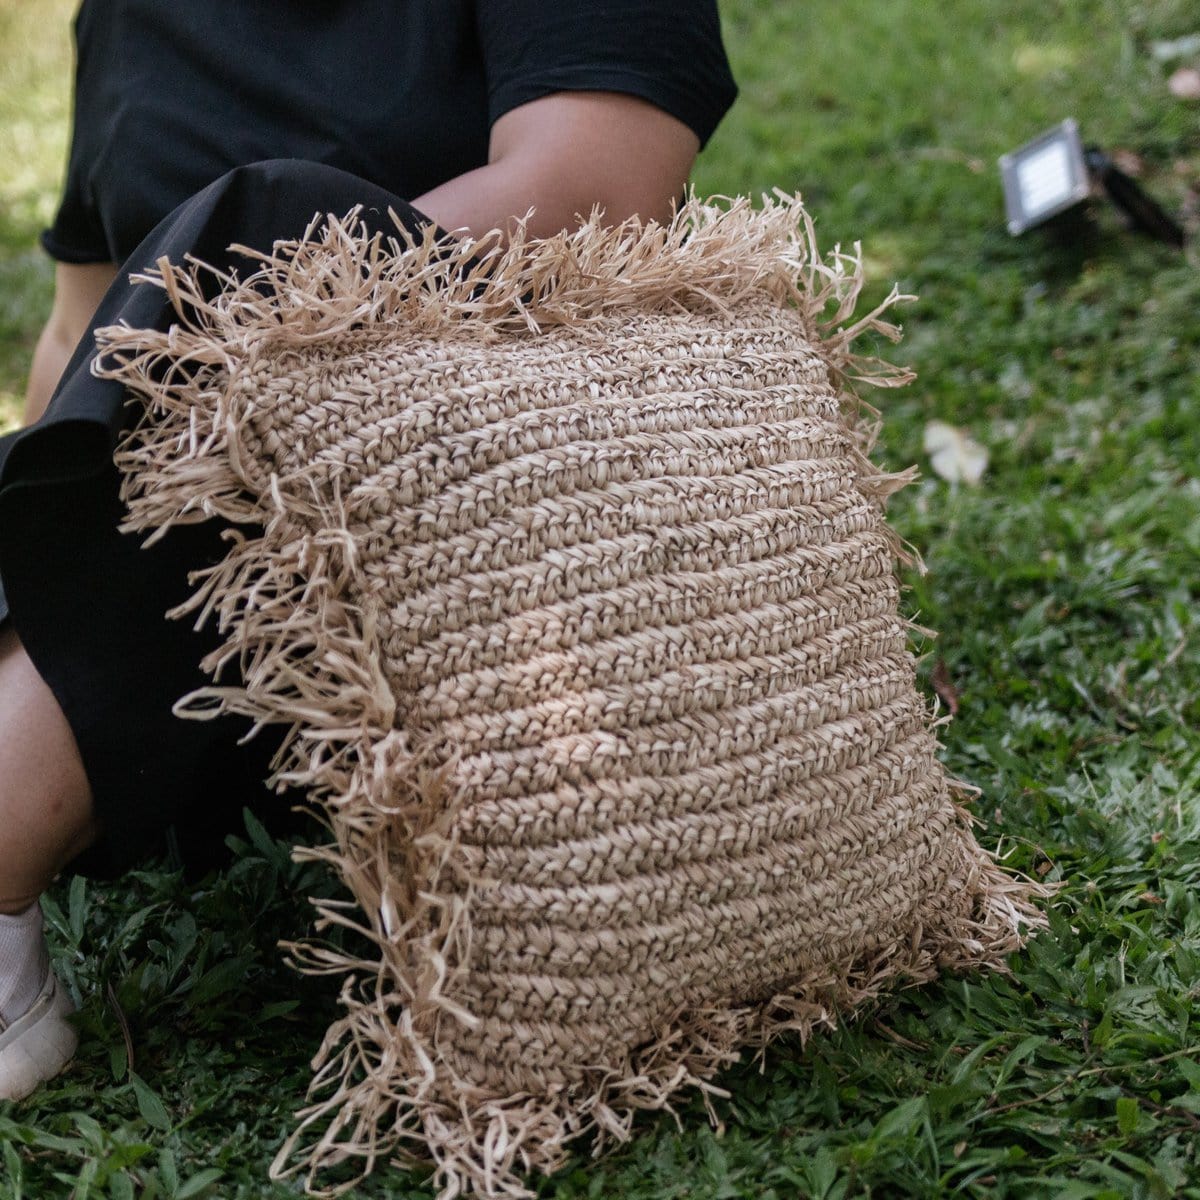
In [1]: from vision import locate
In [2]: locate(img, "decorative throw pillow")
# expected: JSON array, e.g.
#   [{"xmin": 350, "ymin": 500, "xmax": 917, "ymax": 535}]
[{"xmin": 99, "ymin": 196, "xmax": 1043, "ymax": 1199}]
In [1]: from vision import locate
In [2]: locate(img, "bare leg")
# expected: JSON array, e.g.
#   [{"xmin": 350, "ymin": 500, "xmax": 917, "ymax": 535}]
[
  {"xmin": 0, "ymin": 625, "xmax": 96, "ymax": 914},
  {"xmin": 1, "ymin": 272, "xmax": 114, "ymax": 1097},
  {"xmin": 12, "ymin": 262, "xmax": 113, "ymax": 866},
  {"xmin": 24, "ymin": 262, "xmax": 119, "ymax": 426}
]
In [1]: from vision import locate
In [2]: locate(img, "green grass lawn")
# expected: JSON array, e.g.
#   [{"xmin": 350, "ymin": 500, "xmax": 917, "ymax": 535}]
[
  {"xmin": 3, "ymin": 1, "xmax": 1200, "ymax": 1197},
  {"xmin": 0, "ymin": 0, "xmax": 72, "ymax": 424}
]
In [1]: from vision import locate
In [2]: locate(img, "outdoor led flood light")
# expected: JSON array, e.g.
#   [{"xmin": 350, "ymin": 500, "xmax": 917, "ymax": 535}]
[
  {"xmin": 1000, "ymin": 117, "xmax": 1185, "ymax": 247},
  {"xmin": 1000, "ymin": 118, "xmax": 1091, "ymax": 235}
]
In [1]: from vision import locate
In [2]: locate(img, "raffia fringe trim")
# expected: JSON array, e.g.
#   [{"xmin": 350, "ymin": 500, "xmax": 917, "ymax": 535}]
[{"xmin": 94, "ymin": 194, "xmax": 1048, "ymax": 1199}]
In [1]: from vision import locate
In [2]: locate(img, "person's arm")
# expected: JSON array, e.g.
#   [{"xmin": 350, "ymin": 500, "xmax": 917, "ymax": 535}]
[{"xmin": 412, "ymin": 90, "xmax": 700, "ymax": 241}]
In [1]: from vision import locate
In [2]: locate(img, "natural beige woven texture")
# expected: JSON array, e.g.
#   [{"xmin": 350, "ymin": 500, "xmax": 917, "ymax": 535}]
[{"xmin": 97, "ymin": 197, "xmax": 1043, "ymax": 1199}]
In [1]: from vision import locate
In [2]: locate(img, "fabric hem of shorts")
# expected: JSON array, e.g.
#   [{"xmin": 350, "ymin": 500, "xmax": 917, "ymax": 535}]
[
  {"xmin": 0, "ymin": 465, "xmax": 287, "ymax": 881},
  {"xmin": 0, "ymin": 471, "xmax": 141, "ymax": 878}
]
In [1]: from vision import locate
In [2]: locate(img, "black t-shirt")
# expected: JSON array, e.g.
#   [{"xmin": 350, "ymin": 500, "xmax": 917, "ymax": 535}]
[{"xmin": 44, "ymin": 0, "xmax": 738, "ymax": 264}]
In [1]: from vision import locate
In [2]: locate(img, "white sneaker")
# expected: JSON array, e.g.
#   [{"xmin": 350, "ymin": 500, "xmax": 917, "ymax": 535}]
[{"xmin": 0, "ymin": 970, "xmax": 78, "ymax": 1100}]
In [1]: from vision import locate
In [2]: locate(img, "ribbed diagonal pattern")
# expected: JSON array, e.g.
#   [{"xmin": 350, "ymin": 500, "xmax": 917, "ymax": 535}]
[{"xmin": 100, "ymin": 197, "xmax": 1044, "ymax": 1199}]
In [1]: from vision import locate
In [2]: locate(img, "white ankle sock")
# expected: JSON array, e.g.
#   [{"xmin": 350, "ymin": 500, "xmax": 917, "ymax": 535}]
[{"xmin": 0, "ymin": 902, "xmax": 50, "ymax": 1027}]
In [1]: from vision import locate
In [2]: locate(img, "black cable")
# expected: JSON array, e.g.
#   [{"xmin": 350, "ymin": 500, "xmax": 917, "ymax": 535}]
[{"xmin": 1084, "ymin": 145, "xmax": 1186, "ymax": 248}]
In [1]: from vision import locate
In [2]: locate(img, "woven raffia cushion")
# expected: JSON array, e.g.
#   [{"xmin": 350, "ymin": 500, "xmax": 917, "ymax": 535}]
[{"xmin": 99, "ymin": 197, "xmax": 1042, "ymax": 1199}]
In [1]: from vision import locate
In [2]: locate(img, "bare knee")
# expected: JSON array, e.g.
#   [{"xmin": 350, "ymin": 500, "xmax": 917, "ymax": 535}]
[
  {"xmin": 0, "ymin": 627, "xmax": 96, "ymax": 908},
  {"xmin": 24, "ymin": 261, "xmax": 118, "ymax": 425}
]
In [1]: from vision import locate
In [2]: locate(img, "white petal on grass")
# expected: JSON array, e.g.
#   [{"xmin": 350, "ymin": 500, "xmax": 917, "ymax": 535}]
[
  {"xmin": 923, "ymin": 420, "xmax": 989, "ymax": 485},
  {"xmin": 1151, "ymin": 34, "xmax": 1200, "ymax": 63},
  {"xmin": 1168, "ymin": 66, "xmax": 1200, "ymax": 99}
]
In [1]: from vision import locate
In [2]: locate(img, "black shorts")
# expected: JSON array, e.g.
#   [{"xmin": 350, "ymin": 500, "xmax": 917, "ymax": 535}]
[{"xmin": 2, "ymin": 161, "xmax": 433, "ymax": 876}]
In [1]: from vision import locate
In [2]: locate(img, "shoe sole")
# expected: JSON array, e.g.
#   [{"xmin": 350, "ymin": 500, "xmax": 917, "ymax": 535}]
[{"xmin": 0, "ymin": 973, "xmax": 78, "ymax": 1100}]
